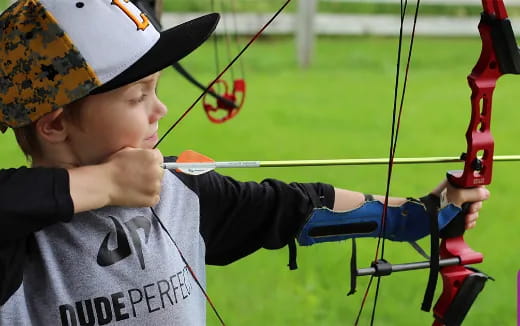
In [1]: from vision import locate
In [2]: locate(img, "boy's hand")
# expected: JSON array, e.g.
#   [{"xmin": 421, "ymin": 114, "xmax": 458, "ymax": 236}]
[
  {"xmin": 430, "ymin": 180, "xmax": 490, "ymax": 230},
  {"xmin": 69, "ymin": 148, "xmax": 164, "ymax": 212},
  {"xmin": 105, "ymin": 147, "xmax": 164, "ymax": 207}
]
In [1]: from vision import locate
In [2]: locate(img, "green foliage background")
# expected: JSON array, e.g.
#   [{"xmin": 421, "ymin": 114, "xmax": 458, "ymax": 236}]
[
  {"xmin": 0, "ymin": 1, "xmax": 519, "ymax": 325},
  {"xmin": 159, "ymin": 35, "xmax": 519, "ymax": 326}
]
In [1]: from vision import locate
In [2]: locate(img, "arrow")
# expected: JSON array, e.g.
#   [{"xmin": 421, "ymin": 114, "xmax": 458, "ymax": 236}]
[{"xmin": 163, "ymin": 150, "xmax": 520, "ymax": 175}]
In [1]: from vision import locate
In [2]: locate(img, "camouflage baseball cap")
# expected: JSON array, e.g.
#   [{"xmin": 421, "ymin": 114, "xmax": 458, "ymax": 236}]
[{"xmin": 0, "ymin": 0, "xmax": 219, "ymax": 131}]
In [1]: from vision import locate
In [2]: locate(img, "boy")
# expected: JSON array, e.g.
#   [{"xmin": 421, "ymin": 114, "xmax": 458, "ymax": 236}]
[{"xmin": 0, "ymin": 0, "xmax": 488, "ymax": 325}]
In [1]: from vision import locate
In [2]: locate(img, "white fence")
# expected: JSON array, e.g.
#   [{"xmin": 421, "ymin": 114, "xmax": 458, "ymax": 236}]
[
  {"xmin": 163, "ymin": 0, "xmax": 520, "ymax": 38},
  {"xmin": 162, "ymin": 12, "xmax": 519, "ymax": 37},
  {"xmin": 160, "ymin": 0, "xmax": 520, "ymax": 67}
]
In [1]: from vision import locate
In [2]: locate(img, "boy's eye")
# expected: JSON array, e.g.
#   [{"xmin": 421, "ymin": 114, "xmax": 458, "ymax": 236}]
[{"xmin": 130, "ymin": 94, "xmax": 147, "ymax": 104}]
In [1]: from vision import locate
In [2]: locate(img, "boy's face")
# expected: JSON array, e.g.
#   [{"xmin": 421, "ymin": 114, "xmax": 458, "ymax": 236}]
[{"xmin": 65, "ymin": 73, "xmax": 166, "ymax": 165}]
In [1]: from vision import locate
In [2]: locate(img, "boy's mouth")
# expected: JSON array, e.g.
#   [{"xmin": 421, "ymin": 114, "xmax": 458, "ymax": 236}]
[{"xmin": 145, "ymin": 132, "xmax": 158, "ymax": 143}]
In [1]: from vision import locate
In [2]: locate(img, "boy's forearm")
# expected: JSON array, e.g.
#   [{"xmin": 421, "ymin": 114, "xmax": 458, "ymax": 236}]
[
  {"xmin": 68, "ymin": 165, "xmax": 112, "ymax": 213},
  {"xmin": 333, "ymin": 188, "xmax": 407, "ymax": 211}
]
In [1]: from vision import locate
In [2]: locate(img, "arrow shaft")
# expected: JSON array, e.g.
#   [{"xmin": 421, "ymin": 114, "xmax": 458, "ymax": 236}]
[{"xmin": 163, "ymin": 155, "xmax": 520, "ymax": 170}]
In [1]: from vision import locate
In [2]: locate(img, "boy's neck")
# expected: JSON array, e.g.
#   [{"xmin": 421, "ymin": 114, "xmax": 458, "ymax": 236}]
[
  {"xmin": 31, "ymin": 157, "xmax": 79, "ymax": 169},
  {"xmin": 31, "ymin": 145, "xmax": 81, "ymax": 169},
  {"xmin": 32, "ymin": 159, "xmax": 78, "ymax": 169}
]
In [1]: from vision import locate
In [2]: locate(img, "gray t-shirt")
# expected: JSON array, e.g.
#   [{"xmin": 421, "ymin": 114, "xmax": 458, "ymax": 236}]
[{"xmin": 1, "ymin": 172, "xmax": 206, "ymax": 325}]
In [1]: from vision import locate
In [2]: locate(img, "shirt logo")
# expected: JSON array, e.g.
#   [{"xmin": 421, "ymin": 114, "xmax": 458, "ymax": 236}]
[
  {"xmin": 111, "ymin": 0, "xmax": 150, "ymax": 31},
  {"xmin": 97, "ymin": 216, "xmax": 151, "ymax": 269}
]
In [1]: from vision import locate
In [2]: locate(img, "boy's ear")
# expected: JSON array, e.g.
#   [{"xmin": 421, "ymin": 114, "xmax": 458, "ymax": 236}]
[{"xmin": 35, "ymin": 108, "xmax": 68, "ymax": 143}]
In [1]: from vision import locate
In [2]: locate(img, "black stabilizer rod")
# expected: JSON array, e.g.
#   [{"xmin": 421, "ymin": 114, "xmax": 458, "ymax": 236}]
[{"xmin": 357, "ymin": 257, "xmax": 461, "ymax": 277}]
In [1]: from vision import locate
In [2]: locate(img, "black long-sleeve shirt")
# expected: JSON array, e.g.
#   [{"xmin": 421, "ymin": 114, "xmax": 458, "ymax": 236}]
[{"xmin": 0, "ymin": 167, "xmax": 73, "ymax": 306}]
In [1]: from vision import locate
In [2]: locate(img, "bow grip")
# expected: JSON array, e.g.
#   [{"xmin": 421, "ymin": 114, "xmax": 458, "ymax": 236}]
[
  {"xmin": 440, "ymin": 171, "xmax": 473, "ymax": 239},
  {"xmin": 439, "ymin": 203, "xmax": 469, "ymax": 239}
]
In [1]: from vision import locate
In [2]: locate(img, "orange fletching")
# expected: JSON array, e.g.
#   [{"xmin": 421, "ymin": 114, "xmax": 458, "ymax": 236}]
[{"xmin": 177, "ymin": 150, "xmax": 215, "ymax": 163}]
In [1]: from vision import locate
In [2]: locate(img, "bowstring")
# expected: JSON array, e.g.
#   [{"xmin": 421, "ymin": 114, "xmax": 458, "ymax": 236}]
[
  {"xmin": 211, "ymin": 0, "xmax": 221, "ymax": 79},
  {"xmin": 354, "ymin": 1, "xmax": 422, "ymax": 324},
  {"xmin": 150, "ymin": 207, "xmax": 226, "ymax": 325},
  {"xmin": 150, "ymin": 2, "xmax": 293, "ymax": 324},
  {"xmin": 230, "ymin": 0, "xmax": 246, "ymax": 80}
]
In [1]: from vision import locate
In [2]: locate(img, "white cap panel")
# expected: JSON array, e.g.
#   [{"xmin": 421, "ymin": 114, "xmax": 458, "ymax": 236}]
[{"xmin": 40, "ymin": 0, "xmax": 160, "ymax": 83}]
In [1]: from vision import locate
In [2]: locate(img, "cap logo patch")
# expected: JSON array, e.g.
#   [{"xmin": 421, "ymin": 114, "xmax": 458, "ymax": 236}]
[{"xmin": 111, "ymin": 0, "xmax": 150, "ymax": 31}]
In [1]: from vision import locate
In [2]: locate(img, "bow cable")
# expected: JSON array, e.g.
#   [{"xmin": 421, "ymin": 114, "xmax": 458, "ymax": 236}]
[{"xmin": 211, "ymin": 0, "xmax": 242, "ymax": 82}]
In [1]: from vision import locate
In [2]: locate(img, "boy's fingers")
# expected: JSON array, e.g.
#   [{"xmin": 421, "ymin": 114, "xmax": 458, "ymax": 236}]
[
  {"xmin": 447, "ymin": 185, "xmax": 490, "ymax": 207},
  {"xmin": 465, "ymin": 220, "xmax": 477, "ymax": 230},
  {"xmin": 468, "ymin": 201, "xmax": 483, "ymax": 213},
  {"xmin": 151, "ymin": 148, "xmax": 164, "ymax": 164},
  {"xmin": 464, "ymin": 201, "xmax": 484, "ymax": 230},
  {"xmin": 152, "ymin": 150, "xmax": 164, "ymax": 179},
  {"xmin": 465, "ymin": 210, "xmax": 478, "ymax": 228},
  {"xmin": 105, "ymin": 147, "xmax": 165, "ymax": 207},
  {"xmin": 463, "ymin": 187, "xmax": 490, "ymax": 203},
  {"xmin": 465, "ymin": 210, "xmax": 479, "ymax": 222}
]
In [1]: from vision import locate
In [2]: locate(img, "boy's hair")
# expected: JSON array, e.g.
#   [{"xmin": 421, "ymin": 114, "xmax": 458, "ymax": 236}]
[
  {"xmin": 0, "ymin": 0, "xmax": 218, "ymax": 132},
  {"xmin": 13, "ymin": 124, "xmax": 39, "ymax": 161}
]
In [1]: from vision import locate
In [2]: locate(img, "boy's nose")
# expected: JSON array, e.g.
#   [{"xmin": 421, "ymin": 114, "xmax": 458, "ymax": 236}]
[{"xmin": 150, "ymin": 97, "xmax": 167, "ymax": 122}]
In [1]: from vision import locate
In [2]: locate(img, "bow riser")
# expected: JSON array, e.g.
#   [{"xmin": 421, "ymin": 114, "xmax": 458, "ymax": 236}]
[{"xmin": 447, "ymin": 12, "xmax": 500, "ymax": 188}]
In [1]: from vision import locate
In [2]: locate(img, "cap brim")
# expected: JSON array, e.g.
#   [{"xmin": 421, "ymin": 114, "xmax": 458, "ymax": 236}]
[{"xmin": 92, "ymin": 13, "xmax": 219, "ymax": 94}]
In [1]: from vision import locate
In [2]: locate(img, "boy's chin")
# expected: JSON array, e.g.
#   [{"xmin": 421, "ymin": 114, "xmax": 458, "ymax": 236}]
[{"xmin": 141, "ymin": 143, "xmax": 156, "ymax": 150}]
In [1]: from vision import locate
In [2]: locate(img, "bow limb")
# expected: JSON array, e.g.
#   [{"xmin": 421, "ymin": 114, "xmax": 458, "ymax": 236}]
[
  {"xmin": 201, "ymin": 0, "xmax": 247, "ymax": 123},
  {"xmin": 430, "ymin": 1, "xmax": 520, "ymax": 325}
]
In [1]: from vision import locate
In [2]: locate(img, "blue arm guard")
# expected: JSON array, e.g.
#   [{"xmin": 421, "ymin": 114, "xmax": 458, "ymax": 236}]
[{"xmin": 297, "ymin": 197, "xmax": 461, "ymax": 246}]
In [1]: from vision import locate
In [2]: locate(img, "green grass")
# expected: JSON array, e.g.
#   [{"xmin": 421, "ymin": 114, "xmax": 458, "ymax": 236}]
[
  {"xmin": 0, "ymin": 24, "xmax": 518, "ymax": 326},
  {"xmin": 156, "ymin": 36, "xmax": 519, "ymax": 326}
]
